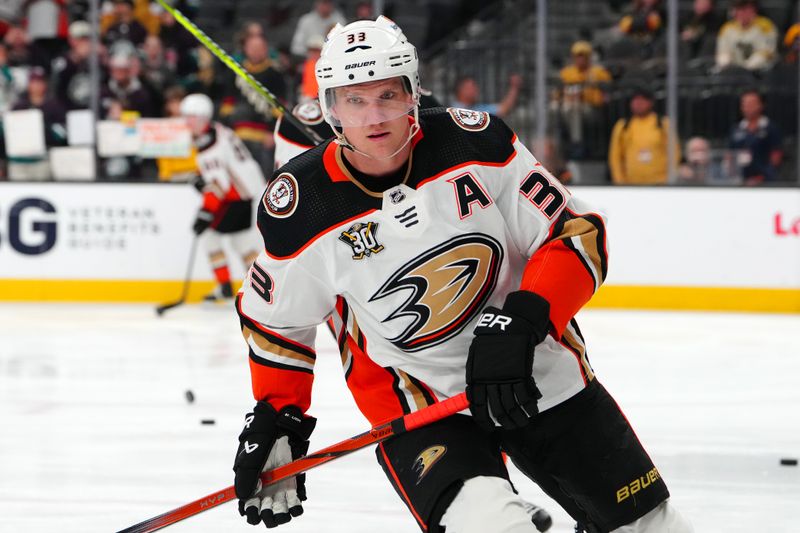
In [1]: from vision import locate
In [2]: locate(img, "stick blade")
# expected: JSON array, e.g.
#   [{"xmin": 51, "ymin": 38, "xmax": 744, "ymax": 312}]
[{"xmin": 155, "ymin": 301, "xmax": 183, "ymax": 316}]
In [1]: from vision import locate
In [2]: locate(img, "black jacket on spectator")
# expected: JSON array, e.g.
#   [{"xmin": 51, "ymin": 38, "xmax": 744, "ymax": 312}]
[
  {"xmin": 682, "ymin": 10, "xmax": 723, "ymax": 59},
  {"xmin": 52, "ymin": 52, "xmax": 99, "ymax": 109},
  {"xmin": 12, "ymin": 94, "xmax": 67, "ymax": 146},
  {"xmin": 159, "ymin": 21, "xmax": 197, "ymax": 77},
  {"xmin": 102, "ymin": 77, "xmax": 156, "ymax": 117},
  {"xmin": 104, "ymin": 20, "xmax": 147, "ymax": 47},
  {"xmin": 223, "ymin": 59, "xmax": 287, "ymax": 134}
]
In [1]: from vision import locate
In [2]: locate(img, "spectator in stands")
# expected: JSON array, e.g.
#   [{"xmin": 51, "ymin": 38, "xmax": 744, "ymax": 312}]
[
  {"xmin": 553, "ymin": 40, "xmax": 611, "ymax": 159},
  {"xmin": 716, "ymin": 0, "xmax": 777, "ymax": 71},
  {"xmin": 619, "ymin": 0, "xmax": 664, "ymax": 40},
  {"xmin": 156, "ymin": 8, "xmax": 196, "ymax": 77},
  {"xmin": 783, "ymin": 21, "xmax": 800, "ymax": 63},
  {"xmin": 227, "ymin": 34, "xmax": 287, "ymax": 174},
  {"xmin": 139, "ymin": 35, "xmax": 175, "ymax": 99},
  {"xmin": 0, "ymin": 43, "xmax": 18, "ymax": 113},
  {"xmin": 681, "ymin": 0, "xmax": 723, "ymax": 59},
  {"xmin": 729, "ymin": 89, "xmax": 782, "ymax": 185},
  {"xmin": 103, "ymin": 0, "xmax": 147, "ymax": 48},
  {"xmin": 157, "ymin": 85, "xmax": 198, "ymax": 181},
  {"xmin": 7, "ymin": 66, "xmax": 66, "ymax": 180},
  {"xmin": 24, "ymin": 0, "xmax": 69, "ymax": 70},
  {"xmin": 233, "ymin": 20, "xmax": 265, "ymax": 62},
  {"xmin": 52, "ymin": 20, "xmax": 97, "ymax": 110},
  {"xmin": 184, "ymin": 47, "xmax": 226, "ymax": 108},
  {"xmin": 354, "ymin": 1, "xmax": 373, "ymax": 20},
  {"xmin": 102, "ymin": 52, "xmax": 156, "ymax": 118},
  {"xmin": 0, "ymin": 1, "xmax": 22, "ymax": 40},
  {"xmin": 290, "ymin": 0, "xmax": 346, "ymax": 58},
  {"xmin": 532, "ymin": 137, "xmax": 578, "ymax": 185},
  {"xmin": 299, "ymin": 36, "xmax": 323, "ymax": 102},
  {"xmin": 678, "ymin": 137, "xmax": 728, "ymax": 184},
  {"xmin": 608, "ymin": 87, "xmax": 680, "ymax": 185},
  {"xmin": 451, "ymin": 74, "xmax": 522, "ymax": 118},
  {"xmin": 4, "ymin": 25, "xmax": 31, "ymax": 66}
]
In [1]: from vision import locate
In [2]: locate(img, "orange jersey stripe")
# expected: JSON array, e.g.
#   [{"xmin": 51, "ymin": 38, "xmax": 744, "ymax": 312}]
[{"xmin": 520, "ymin": 239, "xmax": 595, "ymax": 339}]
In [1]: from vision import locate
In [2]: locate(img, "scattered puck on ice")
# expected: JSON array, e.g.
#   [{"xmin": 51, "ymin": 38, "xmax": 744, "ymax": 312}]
[
  {"xmin": 201, "ymin": 419, "xmax": 216, "ymax": 425},
  {"xmin": 185, "ymin": 390, "xmax": 195, "ymax": 403},
  {"xmin": 779, "ymin": 458, "xmax": 798, "ymax": 466}
]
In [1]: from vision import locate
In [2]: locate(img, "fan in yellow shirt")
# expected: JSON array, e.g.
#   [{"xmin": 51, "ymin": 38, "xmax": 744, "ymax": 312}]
[
  {"xmin": 608, "ymin": 87, "xmax": 681, "ymax": 185},
  {"xmin": 553, "ymin": 41, "xmax": 612, "ymax": 158}
]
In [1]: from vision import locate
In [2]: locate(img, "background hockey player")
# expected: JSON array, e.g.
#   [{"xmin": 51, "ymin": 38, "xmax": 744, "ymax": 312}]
[
  {"xmin": 180, "ymin": 93, "xmax": 266, "ymax": 301},
  {"xmin": 231, "ymin": 17, "xmax": 693, "ymax": 533}
]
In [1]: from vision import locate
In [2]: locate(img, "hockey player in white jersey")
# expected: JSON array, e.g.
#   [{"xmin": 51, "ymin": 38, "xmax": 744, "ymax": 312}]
[
  {"xmin": 231, "ymin": 17, "xmax": 693, "ymax": 533},
  {"xmin": 181, "ymin": 93, "xmax": 266, "ymax": 300}
]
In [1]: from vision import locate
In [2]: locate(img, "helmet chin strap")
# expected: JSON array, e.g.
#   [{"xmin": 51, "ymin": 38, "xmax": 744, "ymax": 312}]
[{"xmin": 335, "ymin": 107, "xmax": 420, "ymax": 161}]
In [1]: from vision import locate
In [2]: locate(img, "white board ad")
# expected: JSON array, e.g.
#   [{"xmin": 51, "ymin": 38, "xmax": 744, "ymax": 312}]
[
  {"xmin": 0, "ymin": 183, "xmax": 251, "ymax": 281},
  {"xmin": 0, "ymin": 184, "xmax": 797, "ymax": 292}
]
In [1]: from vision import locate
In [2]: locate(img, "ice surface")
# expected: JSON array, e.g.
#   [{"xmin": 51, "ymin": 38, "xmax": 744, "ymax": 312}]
[{"xmin": 0, "ymin": 303, "xmax": 797, "ymax": 532}]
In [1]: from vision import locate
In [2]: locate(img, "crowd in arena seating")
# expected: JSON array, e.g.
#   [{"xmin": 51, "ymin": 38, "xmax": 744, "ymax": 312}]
[
  {"xmin": 0, "ymin": 0, "xmax": 795, "ymax": 185},
  {"xmin": 548, "ymin": 0, "xmax": 797, "ymax": 185}
]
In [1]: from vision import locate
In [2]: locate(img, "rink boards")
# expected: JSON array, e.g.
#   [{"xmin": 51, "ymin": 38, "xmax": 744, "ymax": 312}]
[{"xmin": 0, "ymin": 182, "xmax": 798, "ymax": 312}]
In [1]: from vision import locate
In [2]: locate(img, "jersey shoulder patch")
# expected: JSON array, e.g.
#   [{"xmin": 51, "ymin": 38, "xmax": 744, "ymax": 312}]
[
  {"xmin": 409, "ymin": 108, "xmax": 516, "ymax": 187},
  {"xmin": 293, "ymin": 101, "xmax": 324, "ymax": 125},
  {"xmin": 257, "ymin": 141, "xmax": 378, "ymax": 259},
  {"xmin": 447, "ymin": 107, "xmax": 491, "ymax": 132},
  {"xmin": 263, "ymin": 173, "xmax": 299, "ymax": 218}
]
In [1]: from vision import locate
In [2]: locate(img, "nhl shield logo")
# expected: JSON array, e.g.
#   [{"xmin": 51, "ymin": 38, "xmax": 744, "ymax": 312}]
[
  {"xmin": 447, "ymin": 107, "xmax": 490, "ymax": 132},
  {"xmin": 263, "ymin": 173, "xmax": 298, "ymax": 218},
  {"xmin": 389, "ymin": 188, "xmax": 406, "ymax": 204}
]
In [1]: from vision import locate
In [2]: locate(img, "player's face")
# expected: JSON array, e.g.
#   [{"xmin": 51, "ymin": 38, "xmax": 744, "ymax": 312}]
[
  {"xmin": 185, "ymin": 115, "xmax": 210, "ymax": 136},
  {"xmin": 333, "ymin": 78, "xmax": 414, "ymax": 159}
]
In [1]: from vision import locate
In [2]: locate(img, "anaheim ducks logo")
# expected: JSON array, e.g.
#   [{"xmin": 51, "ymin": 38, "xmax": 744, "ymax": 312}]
[
  {"xmin": 447, "ymin": 107, "xmax": 490, "ymax": 131},
  {"xmin": 370, "ymin": 234, "xmax": 503, "ymax": 352},
  {"xmin": 263, "ymin": 173, "xmax": 298, "ymax": 218},
  {"xmin": 412, "ymin": 445, "xmax": 447, "ymax": 484},
  {"xmin": 293, "ymin": 101, "xmax": 324, "ymax": 125}
]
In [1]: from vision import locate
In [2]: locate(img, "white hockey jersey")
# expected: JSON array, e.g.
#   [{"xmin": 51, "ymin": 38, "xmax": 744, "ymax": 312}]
[
  {"xmin": 195, "ymin": 122, "xmax": 266, "ymax": 213},
  {"xmin": 237, "ymin": 108, "xmax": 608, "ymax": 426},
  {"xmin": 273, "ymin": 101, "xmax": 332, "ymax": 170}
]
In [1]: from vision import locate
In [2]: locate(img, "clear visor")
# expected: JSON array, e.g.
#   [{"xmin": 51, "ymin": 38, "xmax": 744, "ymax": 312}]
[{"xmin": 325, "ymin": 86, "xmax": 416, "ymax": 128}]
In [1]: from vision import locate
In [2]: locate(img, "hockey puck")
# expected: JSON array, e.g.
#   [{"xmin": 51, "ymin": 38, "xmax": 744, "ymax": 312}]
[
  {"xmin": 780, "ymin": 458, "xmax": 798, "ymax": 466},
  {"xmin": 201, "ymin": 419, "xmax": 216, "ymax": 425},
  {"xmin": 185, "ymin": 389, "xmax": 195, "ymax": 403}
]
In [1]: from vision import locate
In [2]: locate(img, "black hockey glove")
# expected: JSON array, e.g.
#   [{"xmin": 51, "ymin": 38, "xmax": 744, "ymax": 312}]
[
  {"xmin": 233, "ymin": 402, "xmax": 316, "ymax": 528},
  {"xmin": 192, "ymin": 209, "xmax": 214, "ymax": 235},
  {"xmin": 466, "ymin": 290, "xmax": 551, "ymax": 431}
]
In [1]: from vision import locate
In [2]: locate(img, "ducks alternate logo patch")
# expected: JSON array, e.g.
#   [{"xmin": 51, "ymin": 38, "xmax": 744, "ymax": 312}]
[
  {"xmin": 293, "ymin": 101, "xmax": 324, "ymax": 125},
  {"xmin": 447, "ymin": 107, "xmax": 490, "ymax": 131},
  {"xmin": 263, "ymin": 173, "xmax": 298, "ymax": 218}
]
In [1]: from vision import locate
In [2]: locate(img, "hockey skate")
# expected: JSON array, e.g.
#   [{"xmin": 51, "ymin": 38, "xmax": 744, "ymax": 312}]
[
  {"xmin": 523, "ymin": 501, "xmax": 553, "ymax": 532},
  {"xmin": 203, "ymin": 282, "xmax": 233, "ymax": 302}
]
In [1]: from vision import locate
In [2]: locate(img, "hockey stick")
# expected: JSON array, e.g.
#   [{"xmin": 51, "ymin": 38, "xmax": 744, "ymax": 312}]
[
  {"xmin": 153, "ymin": 0, "xmax": 324, "ymax": 145},
  {"xmin": 155, "ymin": 235, "xmax": 199, "ymax": 316},
  {"xmin": 117, "ymin": 392, "xmax": 469, "ymax": 533}
]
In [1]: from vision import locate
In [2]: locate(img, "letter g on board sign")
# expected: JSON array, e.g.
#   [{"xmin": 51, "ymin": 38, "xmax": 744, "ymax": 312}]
[{"xmin": 0, "ymin": 197, "xmax": 57, "ymax": 255}]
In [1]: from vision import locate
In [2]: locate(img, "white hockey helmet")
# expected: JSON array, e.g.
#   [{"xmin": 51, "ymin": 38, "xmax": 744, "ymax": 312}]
[
  {"xmin": 315, "ymin": 16, "xmax": 420, "ymax": 129},
  {"xmin": 180, "ymin": 93, "xmax": 214, "ymax": 119}
]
